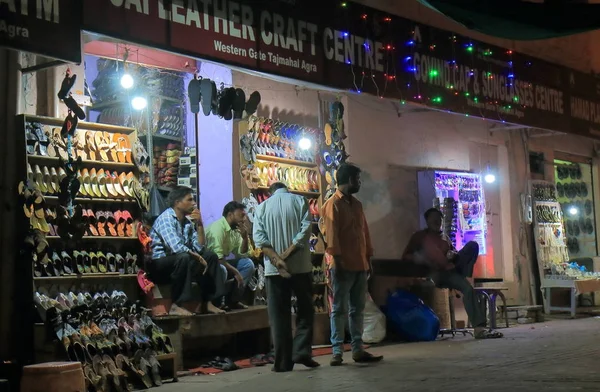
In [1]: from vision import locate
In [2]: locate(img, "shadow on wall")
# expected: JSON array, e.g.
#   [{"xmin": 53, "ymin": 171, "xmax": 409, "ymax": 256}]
[
  {"xmin": 256, "ymin": 105, "xmax": 319, "ymax": 128},
  {"xmin": 356, "ymin": 164, "xmax": 421, "ymax": 259}
]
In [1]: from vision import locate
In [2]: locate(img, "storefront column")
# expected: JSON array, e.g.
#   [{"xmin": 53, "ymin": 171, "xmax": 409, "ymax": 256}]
[{"xmin": 0, "ymin": 49, "xmax": 24, "ymax": 360}]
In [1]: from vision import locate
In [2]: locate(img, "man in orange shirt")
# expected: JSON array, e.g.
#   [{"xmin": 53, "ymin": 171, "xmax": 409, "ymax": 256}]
[
  {"xmin": 321, "ymin": 163, "xmax": 383, "ymax": 366},
  {"xmin": 403, "ymin": 208, "xmax": 503, "ymax": 339}
]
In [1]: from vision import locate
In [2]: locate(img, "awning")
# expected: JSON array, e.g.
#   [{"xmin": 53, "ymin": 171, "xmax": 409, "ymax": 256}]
[{"xmin": 417, "ymin": 0, "xmax": 600, "ymax": 40}]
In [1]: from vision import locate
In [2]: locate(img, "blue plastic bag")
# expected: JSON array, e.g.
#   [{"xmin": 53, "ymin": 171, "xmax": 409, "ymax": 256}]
[{"xmin": 385, "ymin": 289, "xmax": 440, "ymax": 342}]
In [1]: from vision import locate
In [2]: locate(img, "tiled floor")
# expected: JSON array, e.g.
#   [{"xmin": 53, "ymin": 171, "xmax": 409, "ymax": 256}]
[{"xmin": 157, "ymin": 317, "xmax": 600, "ymax": 392}]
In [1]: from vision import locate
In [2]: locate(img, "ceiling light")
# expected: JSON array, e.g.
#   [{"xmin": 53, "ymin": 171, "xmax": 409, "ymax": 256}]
[
  {"xmin": 298, "ymin": 137, "xmax": 312, "ymax": 150},
  {"xmin": 120, "ymin": 73, "xmax": 134, "ymax": 89},
  {"xmin": 131, "ymin": 96, "xmax": 147, "ymax": 110}
]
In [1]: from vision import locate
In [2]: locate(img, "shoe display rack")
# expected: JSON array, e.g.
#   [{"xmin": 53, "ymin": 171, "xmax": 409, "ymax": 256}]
[
  {"xmin": 17, "ymin": 113, "xmax": 177, "ymax": 386},
  {"xmin": 531, "ymin": 181, "xmax": 569, "ymax": 271},
  {"xmin": 555, "ymin": 161, "xmax": 596, "ymax": 257},
  {"xmin": 89, "ymin": 59, "xmax": 185, "ymax": 194},
  {"xmin": 235, "ymin": 116, "xmax": 331, "ymax": 344},
  {"xmin": 532, "ymin": 180, "xmax": 600, "ymax": 317}
]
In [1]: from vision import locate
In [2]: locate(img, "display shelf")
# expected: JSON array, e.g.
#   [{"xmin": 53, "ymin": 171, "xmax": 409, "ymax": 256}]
[
  {"xmin": 43, "ymin": 195, "xmax": 137, "ymax": 203},
  {"xmin": 255, "ymin": 186, "xmax": 320, "ymax": 198},
  {"xmin": 34, "ymin": 273, "xmax": 137, "ymax": 281},
  {"xmin": 27, "ymin": 154, "xmax": 136, "ymax": 169},
  {"xmin": 21, "ymin": 114, "xmax": 136, "ymax": 134},
  {"xmin": 255, "ymin": 154, "xmax": 317, "ymax": 168},
  {"xmin": 46, "ymin": 236, "xmax": 138, "ymax": 241},
  {"xmin": 139, "ymin": 133, "xmax": 183, "ymax": 142}
]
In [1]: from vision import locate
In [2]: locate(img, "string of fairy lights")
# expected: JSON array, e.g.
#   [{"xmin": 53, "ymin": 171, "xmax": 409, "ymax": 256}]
[{"xmin": 336, "ymin": 0, "xmax": 535, "ymax": 125}]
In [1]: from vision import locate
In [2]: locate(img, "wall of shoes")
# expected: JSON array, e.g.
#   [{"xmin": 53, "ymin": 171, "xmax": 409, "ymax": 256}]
[
  {"xmin": 555, "ymin": 160, "xmax": 597, "ymax": 257},
  {"xmin": 88, "ymin": 57, "xmax": 185, "ymax": 194},
  {"xmin": 531, "ymin": 181, "xmax": 569, "ymax": 271},
  {"xmin": 236, "ymin": 115, "xmax": 329, "ymax": 317},
  {"xmin": 18, "ymin": 109, "xmax": 175, "ymax": 386}
]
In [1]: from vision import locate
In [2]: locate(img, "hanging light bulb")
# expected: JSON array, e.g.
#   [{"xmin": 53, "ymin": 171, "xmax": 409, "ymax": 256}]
[
  {"xmin": 484, "ymin": 163, "xmax": 496, "ymax": 184},
  {"xmin": 298, "ymin": 137, "xmax": 312, "ymax": 150},
  {"xmin": 131, "ymin": 96, "xmax": 147, "ymax": 110},
  {"xmin": 569, "ymin": 206, "xmax": 579, "ymax": 216},
  {"xmin": 120, "ymin": 73, "xmax": 134, "ymax": 89}
]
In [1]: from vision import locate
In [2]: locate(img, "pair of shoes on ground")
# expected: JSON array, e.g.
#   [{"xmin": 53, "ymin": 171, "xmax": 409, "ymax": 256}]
[{"xmin": 330, "ymin": 351, "xmax": 384, "ymax": 366}]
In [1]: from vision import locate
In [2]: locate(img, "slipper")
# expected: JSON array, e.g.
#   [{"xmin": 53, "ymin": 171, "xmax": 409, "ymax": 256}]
[
  {"xmin": 324, "ymin": 123, "xmax": 333, "ymax": 146},
  {"xmin": 232, "ymin": 88, "xmax": 246, "ymax": 119},
  {"xmin": 245, "ymin": 91, "xmax": 261, "ymax": 116},
  {"xmin": 63, "ymin": 96, "xmax": 86, "ymax": 120},
  {"xmin": 57, "ymin": 71, "xmax": 77, "ymax": 100},
  {"xmin": 218, "ymin": 87, "xmax": 236, "ymax": 119},
  {"xmin": 61, "ymin": 113, "xmax": 78, "ymax": 137},
  {"xmin": 200, "ymin": 78, "xmax": 213, "ymax": 116},
  {"xmin": 187, "ymin": 77, "xmax": 201, "ymax": 114}
]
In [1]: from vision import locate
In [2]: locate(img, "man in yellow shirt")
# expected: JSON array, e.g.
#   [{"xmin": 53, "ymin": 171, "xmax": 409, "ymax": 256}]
[{"xmin": 205, "ymin": 201, "xmax": 256, "ymax": 310}]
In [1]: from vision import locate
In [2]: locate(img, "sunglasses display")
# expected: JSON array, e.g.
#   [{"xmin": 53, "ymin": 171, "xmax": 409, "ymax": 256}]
[{"xmin": 422, "ymin": 171, "xmax": 487, "ymax": 255}]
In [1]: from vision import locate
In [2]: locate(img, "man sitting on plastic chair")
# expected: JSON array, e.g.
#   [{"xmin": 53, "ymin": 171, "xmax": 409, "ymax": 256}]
[{"xmin": 402, "ymin": 208, "xmax": 503, "ymax": 339}]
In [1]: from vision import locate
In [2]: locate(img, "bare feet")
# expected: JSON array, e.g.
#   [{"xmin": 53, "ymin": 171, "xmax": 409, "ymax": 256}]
[
  {"xmin": 169, "ymin": 304, "xmax": 193, "ymax": 317},
  {"xmin": 206, "ymin": 302, "xmax": 226, "ymax": 314},
  {"xmin": 275, "ymin": 260, "xmax": 292, "ymax": 278},
  {"xmin": 230, "ymin": 302, "xmax": 248, "ymax": 310}
]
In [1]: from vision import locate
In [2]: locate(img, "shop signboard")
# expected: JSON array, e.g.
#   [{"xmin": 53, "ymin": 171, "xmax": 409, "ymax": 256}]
[
  {"xmin": 82, "ymin": 0, "xmax": 600, "ymax": 139},
  {"xmin": 0, "ymin": 0, "xmax": 81, "ymax": 63}
]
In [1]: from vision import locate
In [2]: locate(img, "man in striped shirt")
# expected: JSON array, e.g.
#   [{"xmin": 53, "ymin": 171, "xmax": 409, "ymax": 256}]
[{"xmin": 253, "ymin": 182, "xmax": 319, "ymax": 372}]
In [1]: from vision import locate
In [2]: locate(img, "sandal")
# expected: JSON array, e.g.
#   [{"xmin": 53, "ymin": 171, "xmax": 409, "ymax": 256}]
[{"xmin": 474, "ymin": 329, "xmax": 503, "ymax": 339}]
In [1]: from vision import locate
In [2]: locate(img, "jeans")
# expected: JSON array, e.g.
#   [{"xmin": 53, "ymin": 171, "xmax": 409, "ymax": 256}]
[
  {"xmin": 266, "ymin": 273, "xmax": 314, "ymax": 371},
  {"xmin": 329, "ymin": 268, "xmax": 368, "ymax": 356},
  {"xmin": 452, "ymin": 241, "xmax": 479, "ymax": 278},
  {"xmin": 148, "ymin": 249, "xmax": 220, "ymax": 304},
  {"xmin": 214, "ymin": 258, "xmax": 256, "ymax": 302}
]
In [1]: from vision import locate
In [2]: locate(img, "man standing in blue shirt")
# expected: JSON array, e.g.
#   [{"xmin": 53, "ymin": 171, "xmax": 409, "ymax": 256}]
[
  {"xmin": 253, "ymin": 182, "xmax": 319, "ymax": 372},
  {"xmin": 149, "ymin": 186, "xmax": 223, "ymax": 315}
]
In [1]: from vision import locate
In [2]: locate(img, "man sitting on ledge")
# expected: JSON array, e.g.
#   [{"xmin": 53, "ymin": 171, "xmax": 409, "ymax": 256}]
[
  {"xmin": 205, "ymin": 201, "xmax": 256, "ymax": 311},
  {"xmin": 148, "ymin": 186, "xmax": 223, "ymax": 316},
  {"xmin": 402, "ymin": 207, "xmax": 503, "ymax": 339}
]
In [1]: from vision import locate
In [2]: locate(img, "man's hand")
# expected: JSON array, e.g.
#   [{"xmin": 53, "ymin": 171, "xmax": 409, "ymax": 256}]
[
  {"xmin": 189, "ymin": 208, "xmax": 203, "ymax": 226},
  {"xmin": 189, "ymin": 251, "xmax": 208, "ymax": 273},
  {"xmin": 280, "ymin": 244, "xmax": 297, "ymax": 260},
  {"xmin": 234, "ymin": 270, "xmax": 244, "ymax": 287},
  {"xmin": 237, "ymin": 218, "xmax": 250, "ymax": 237},
  {"xmin": 272, "ymin": 257, "xmax": 292, "ymax": 279}
]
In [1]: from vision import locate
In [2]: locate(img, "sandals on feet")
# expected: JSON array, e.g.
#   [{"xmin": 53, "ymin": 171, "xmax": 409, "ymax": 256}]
[{"xmin": 475, "ymin": 329, "xmax": 503, "ymax": 339}]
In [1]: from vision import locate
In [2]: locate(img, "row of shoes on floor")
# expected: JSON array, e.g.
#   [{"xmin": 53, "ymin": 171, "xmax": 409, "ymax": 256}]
[
  {"xmin": 34, "ymin": 248, "xmax": 138, "ymax": 277},
  {"xmin": 38, "ymin": 289, "xmax": 173, "ymax": 390}
]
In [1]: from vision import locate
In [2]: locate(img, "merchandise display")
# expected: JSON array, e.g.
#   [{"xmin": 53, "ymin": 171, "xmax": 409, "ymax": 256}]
[
  {"xmin": 531, "ymin": 181, "xmax": 569, "ymax": 270},
  {"xmin": 321, "ymin": 102, "xmax": 348, "ymax": 200},
  {"xmin": 19, "ymin": 110, "xmax": 159, "ymax": 379},
  {"xmin": 153, "ymin": 143, "xmax": 181, "ymax": 189},
  {"xmin": 34, "ymin": 289, "xmax": 172, "ymax": 390},
  {"xmin": 419, "ymin": 171, "xmax": 488, "ymax": 254},
  {"xmin": 555, "ymin": 160, "xmax": 596, "ymax": 257}
]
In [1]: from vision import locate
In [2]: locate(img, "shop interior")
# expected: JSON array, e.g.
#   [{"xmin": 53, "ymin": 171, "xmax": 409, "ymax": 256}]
[{"xmin": 21, "ymin": 31, "xmax": 348, "ymax": 388}]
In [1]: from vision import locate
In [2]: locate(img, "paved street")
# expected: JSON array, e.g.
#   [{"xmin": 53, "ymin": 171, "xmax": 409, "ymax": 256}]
[{"xmin": 161, "ymin": 317, "xmax": 600, "ymax": 392}]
